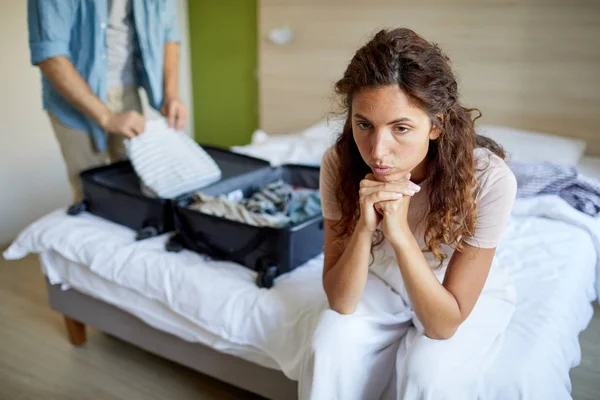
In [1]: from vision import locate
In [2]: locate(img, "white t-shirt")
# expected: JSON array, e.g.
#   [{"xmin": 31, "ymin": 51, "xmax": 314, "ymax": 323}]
[{"xmin": 106, "ymin": 0, "xmax": 139, "ymax": 89}]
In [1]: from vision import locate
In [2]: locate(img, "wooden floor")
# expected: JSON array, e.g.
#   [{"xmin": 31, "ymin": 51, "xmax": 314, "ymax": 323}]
[{"xmin": 1, "ymin": 253, "xmax": 599, "ymax": 400}]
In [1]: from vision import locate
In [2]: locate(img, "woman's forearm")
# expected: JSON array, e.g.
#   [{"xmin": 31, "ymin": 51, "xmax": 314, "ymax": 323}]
[
  {"xmin": 323, "ymin": 228, "xmax": 374, "ymax": 314},
  {"xmin": 391, "ymin": 231, "xmax": 462, "ymax": 339}
]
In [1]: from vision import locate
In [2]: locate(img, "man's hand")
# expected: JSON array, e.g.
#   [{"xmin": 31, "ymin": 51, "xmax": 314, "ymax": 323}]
[
  {"xmin": 101, "ymin": 110, "xmax": 146, "ymax": 139},
  {"xmin": 161, "ymin": 98, "xmax": 188, "ymax": 130}
]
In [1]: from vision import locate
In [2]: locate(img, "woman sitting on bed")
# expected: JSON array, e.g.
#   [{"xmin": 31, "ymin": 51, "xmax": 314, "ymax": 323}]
[{"xmin": 298, "ymin": 28, "xmax": 518, "ymax": 399}]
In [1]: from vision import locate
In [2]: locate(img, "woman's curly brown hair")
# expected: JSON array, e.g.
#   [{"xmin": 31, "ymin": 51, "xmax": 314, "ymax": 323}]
[{"xmin": 332, "ymin": 28, "xmax": 505, "ymax": 266}]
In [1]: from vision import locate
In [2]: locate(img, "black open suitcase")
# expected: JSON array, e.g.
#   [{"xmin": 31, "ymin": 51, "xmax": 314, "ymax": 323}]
[
  {"xmin": 168, "ymin": 164, "xmax": 325, "ymax": 288},
  {"xmin": 67, "ymin": 146, "xmax": 271, "ymax": 240}
]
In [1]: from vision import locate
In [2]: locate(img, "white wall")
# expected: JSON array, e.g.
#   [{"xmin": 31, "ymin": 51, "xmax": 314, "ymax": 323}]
[{"xmin": 0, "ymin": 1, "xmax": 193, "ymax": 246}]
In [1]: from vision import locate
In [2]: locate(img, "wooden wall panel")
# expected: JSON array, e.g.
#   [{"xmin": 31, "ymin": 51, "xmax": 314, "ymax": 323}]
[{"xmin": 258, "ymin": 0, "xmax": 600, "ymax": 155}]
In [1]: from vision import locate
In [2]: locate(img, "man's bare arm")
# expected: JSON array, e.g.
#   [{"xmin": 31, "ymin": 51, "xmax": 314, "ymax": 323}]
[{"xmin": 38, "ymin": 56, "xmax": 144, "ymax": 137}]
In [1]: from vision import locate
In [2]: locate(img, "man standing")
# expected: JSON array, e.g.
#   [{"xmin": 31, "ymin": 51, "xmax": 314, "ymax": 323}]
[{"xmin": 28, "ymin": 0, "xmax": 188, "ymax": 201}]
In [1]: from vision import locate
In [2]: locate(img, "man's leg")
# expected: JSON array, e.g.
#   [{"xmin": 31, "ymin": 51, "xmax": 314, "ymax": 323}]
[
  {"xmin": 106, "ymin": 86, "xmax": 144, "ymax": 163},
  {"xmin": 48, "ymin": 113, "xmax": 107, "ymax": 203}
]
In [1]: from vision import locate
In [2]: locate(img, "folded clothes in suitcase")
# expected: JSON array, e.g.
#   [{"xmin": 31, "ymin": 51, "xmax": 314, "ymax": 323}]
[
  {"xmin": 168, "ymin": 164, "xmax": 324, "ymax": 288},
  {"xmin": 66, "ymin": 146, "xmax": 271, "ymax": 240}
]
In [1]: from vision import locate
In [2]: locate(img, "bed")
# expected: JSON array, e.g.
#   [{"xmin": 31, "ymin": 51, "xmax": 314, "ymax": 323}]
[
  {"xmin": 4, "ymin": 130, "xmax": 600, "ymax": 399},
  {"xmin": 7, "ymin": 1, "xmax": 599, "ymax": 395}
]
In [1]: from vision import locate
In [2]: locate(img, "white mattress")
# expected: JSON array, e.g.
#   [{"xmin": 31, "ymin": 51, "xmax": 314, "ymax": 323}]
[
  {"xmin": 4, "ymin": 195, "xmax": 599, "ymax": 399},
  {"xmin": 37, "ymin": 249, "xmax": 281, "ymax": 370}
]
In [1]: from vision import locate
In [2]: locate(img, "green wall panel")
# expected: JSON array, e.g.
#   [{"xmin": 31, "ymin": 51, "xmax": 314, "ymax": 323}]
[{"xmin": 188, "ymin": 0, "xmax": 257, "ymax": 148}]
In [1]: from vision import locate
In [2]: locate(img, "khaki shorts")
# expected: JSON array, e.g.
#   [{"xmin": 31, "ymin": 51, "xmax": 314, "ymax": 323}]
[{"xmin": 49, "ymin": 86, "xmax": 143, "ymax": 202}]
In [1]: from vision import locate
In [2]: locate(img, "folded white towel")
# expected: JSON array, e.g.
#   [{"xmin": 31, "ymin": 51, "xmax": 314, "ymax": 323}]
[{"xmin": 126, "ymin": 119, "xmax": 222, "ymax": 198}]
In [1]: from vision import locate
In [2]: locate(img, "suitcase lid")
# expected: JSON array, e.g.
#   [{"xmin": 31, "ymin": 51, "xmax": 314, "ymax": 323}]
[
  {"xmin": 81, "ymin": 144, "xmax": 272, "ymax": 199},
  {"xmin": 202, "ymin": 145, "xmax": 271, "ymax": 182}
]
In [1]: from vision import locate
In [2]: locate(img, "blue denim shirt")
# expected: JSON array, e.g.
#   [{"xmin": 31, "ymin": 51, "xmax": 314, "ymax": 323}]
[{"xmin": 28, "ymin": 0, "xmax": 181, "ymax": 151}]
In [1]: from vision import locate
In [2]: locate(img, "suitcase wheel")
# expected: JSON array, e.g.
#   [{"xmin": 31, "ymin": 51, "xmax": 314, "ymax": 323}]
[
  {"xmin": 136, "ymin": 226, "xmax": 159, "ymax": 241},
  {"xmin": 67, "ymin": 201, "xmax": 88, "ymax": 216},
  {"xmin": 256, "ymin": 260, "xmax": 278, "ymax": 289},
  {"xmin": 166, "ymin": 235, "xmax": 184, "ymax": 253}
]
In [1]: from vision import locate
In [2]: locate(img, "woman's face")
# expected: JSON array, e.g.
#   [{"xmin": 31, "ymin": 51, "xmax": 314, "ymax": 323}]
[{"xmin": 351, "ymin": 85, "xmax": 439, "ymax": 183}]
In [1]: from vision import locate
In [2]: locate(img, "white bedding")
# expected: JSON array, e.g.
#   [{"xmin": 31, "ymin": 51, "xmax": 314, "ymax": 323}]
[
  {"xmin": 36, "ymin": 249, "xmax": 280, "ymax": 370},
  {"xmin": 4, "ymin": 194, "xmax": 599, "ymax": 399},
  {"xmin": 579, "ymin": 156, "xmax": 600, "ymax": 181}
]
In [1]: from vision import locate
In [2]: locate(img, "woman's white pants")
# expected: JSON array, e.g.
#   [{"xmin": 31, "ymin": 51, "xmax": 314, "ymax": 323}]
[{"xmin": 297, "ymin": 269, "xmax": 516, "ymax": 400}]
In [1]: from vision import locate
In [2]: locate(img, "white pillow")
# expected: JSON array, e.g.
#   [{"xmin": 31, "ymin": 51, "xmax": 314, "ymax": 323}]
[
  {"xmin": 578, "ymin": 156, "xmax": 600, "ymax": 180},
  {"xmin": 299, "ymin": 116, "xmax": 344, "ymax": 143},
  {"xmin": 231, "ymin": 118, "xmax": 343, "ymax": 166},
  {"xmin": 476, "ymin": 125, "xmax": 587, "ymax": 165}
]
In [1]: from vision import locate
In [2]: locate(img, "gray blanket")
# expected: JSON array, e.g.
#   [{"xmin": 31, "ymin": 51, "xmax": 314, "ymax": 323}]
[{"xmin": 509, "ymin": 162, "xmax": 600, "ymax": 217}]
